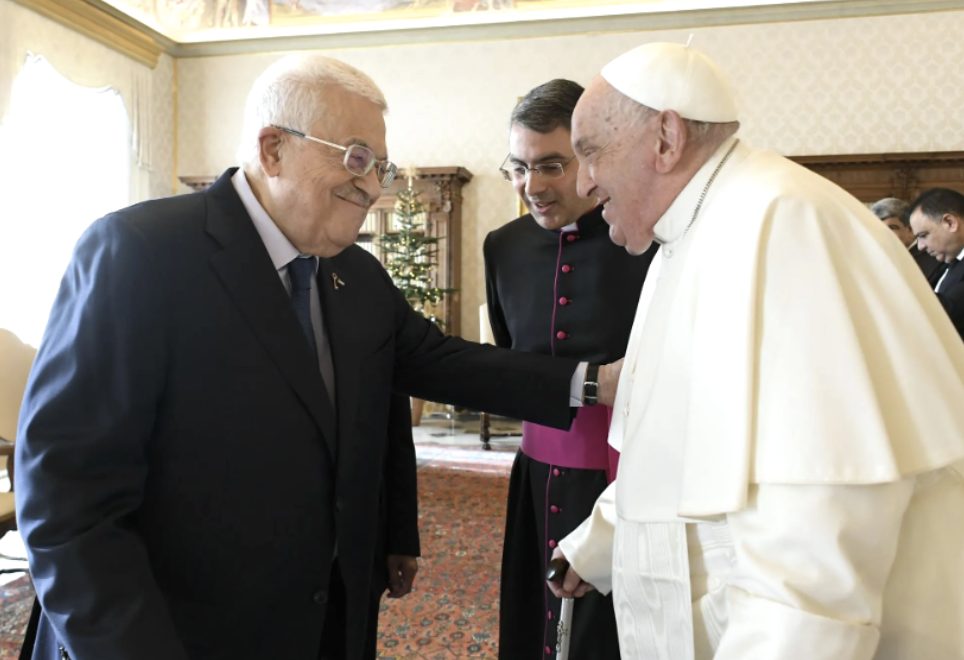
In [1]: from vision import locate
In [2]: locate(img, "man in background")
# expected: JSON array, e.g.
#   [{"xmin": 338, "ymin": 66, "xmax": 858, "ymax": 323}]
[
  {"xmin": 16, "ymin": 54, "xmax": 597, "ymax": 660},
  {"xmin": 485, "ymin": 79, "xmax": 655, "ymax": 659},
  {"xmin": 871, "ymin": 196, "xmax": 943, "ymax": 283},
  {"xmin": 549, "ymin": 42, "xmax": 964, "ymax": 659},
  {"xmin": 908, "ymin": 187, "xmax": 964, "ymax": 339}
]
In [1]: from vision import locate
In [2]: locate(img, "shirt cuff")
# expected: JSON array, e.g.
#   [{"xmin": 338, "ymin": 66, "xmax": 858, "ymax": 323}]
[{"xmin": 569, "ymin": 361, "xmax": 588, "ymax": 407}]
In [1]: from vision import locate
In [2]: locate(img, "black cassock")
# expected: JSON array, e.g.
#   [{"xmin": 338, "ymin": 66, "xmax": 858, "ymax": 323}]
[{"xmin": 484, "ymin": 207, "xmax": 656, "ymax": 659}]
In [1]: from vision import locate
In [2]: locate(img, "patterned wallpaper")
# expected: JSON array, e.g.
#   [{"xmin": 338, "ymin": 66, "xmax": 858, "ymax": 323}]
[{"xmin": 18, "ymin": 5, "xmax": 948, "ymax": 340}]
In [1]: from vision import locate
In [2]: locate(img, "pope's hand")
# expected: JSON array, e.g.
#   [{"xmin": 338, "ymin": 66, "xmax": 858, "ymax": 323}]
[
  {"xmin": 546, "ymin": 548, "xmax": 596, "ymax": 598},
  {"xmin": 597, "ymin": 358, "xmax": 623, "ymax": 407}
]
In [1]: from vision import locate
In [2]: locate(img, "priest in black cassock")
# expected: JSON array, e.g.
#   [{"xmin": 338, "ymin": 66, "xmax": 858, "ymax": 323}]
[{"xmin": 484, "ymin": 79, "xmax": 657, "ymax": 659}]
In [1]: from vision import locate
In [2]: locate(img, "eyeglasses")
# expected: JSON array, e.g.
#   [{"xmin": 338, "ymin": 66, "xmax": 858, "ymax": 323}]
[
  {"xmin": 273, "ymin": 124, "xmax": 398, "ymax": 188},
  {"xmin": 499, "ymin": 155, "xmax": 575, "ymax": 183}
]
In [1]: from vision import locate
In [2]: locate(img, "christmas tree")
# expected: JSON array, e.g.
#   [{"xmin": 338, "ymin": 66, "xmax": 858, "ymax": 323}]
[{"xmin": 378, "ymin": 176, "xmax": 454, "ymax": 329}]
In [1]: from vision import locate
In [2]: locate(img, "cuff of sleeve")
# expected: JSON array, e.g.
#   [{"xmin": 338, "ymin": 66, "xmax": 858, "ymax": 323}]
[
  {"xmin": 558, "ymin": 494, "xmax": 616, "ymax": 595},
  {"xmin": 715, "ymin": 587, "xmax": 881, "ymax": 660},
  {"xmin": 569, "ymin": 361, "xmax": 589, "ymax": 407}
]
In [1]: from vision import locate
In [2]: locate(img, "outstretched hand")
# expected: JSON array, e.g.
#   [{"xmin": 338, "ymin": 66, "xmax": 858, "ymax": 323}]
[{"xmin": 546, "ymin": 549, "xmax": 596, "ymax": 599}]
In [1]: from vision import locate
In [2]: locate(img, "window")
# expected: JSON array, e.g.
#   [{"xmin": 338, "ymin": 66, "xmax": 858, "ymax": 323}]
[{"xmin": 0, "ymin": 55, "xmax": 131, "ymax": 347}]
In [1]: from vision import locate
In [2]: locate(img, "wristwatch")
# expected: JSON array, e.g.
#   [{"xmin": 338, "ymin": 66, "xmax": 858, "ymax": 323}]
[{"xmin": 582, "ymin": 363, "xmax": 600, "ymax": 406}]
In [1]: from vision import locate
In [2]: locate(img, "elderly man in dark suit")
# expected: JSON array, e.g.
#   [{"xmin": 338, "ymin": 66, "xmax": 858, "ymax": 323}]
[
  {"xmin": 908, "ymin": 187, "xmax": 964, "ymax": 339},
  {"xmin": 15, "ymin": 54, "xmax": 604, "ymax": 660}
]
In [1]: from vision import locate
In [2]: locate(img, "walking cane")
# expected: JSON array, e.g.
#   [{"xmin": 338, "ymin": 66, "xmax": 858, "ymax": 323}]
[{"xmin": 546, "ymin": 557, "xmax": 573, "ymax": 660}]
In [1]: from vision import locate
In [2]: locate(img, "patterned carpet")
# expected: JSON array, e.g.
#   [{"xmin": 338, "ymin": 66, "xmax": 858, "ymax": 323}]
[
  {"xmin": 0, "ymin": 573, "xmax": 31, "ymax": 659},
  {"xmin": 0, "ymin": 435, "xmax": 514, "ymax": 659},
  {"xmin": 377, "ymin": 465, "xmax": 509, "ymax": 658}
]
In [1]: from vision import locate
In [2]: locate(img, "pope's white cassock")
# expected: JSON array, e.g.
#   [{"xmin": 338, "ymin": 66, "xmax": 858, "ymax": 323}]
[{"xmin": 559, "ymin": 134, "xmax": 964, "ymax": 660}]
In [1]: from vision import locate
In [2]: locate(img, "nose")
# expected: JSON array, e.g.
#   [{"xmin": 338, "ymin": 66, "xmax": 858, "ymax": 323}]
[
  {"xmin": 358, "ymin": 167, "xmax": 383, "ymax": 202},
  {"xmin": 575, "ymin": 163, "xmax": 595, "ymax": 199},
  {"xmin": 524, "ymin": 170, "xmax": 548, "ymax": 196}
]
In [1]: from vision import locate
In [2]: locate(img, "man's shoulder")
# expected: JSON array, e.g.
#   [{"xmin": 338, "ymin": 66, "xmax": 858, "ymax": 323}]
[{"xmin": 485, "ymin": 214, "xmax": 536, "ymax": 245}]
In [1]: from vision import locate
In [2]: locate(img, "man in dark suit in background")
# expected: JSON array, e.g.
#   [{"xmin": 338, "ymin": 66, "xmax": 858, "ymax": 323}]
[
  {"xmin": 15, "ymin": 54, "xmax": 607, "ymax": 660},
  {"xmin": 485, "ymin": 79, "xmax": 655, "ymax": 659},
  {"xmin": 871, "ymin": 196, "xmax": 944, "ymax": 284},
  {"xmin": 908, "ymin": 187, "xmax": 964, "ymax": 339}
]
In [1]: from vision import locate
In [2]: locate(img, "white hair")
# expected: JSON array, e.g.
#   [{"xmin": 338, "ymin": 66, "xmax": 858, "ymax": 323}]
[{"xmin": 236, "ymin": 54, "xmax": 388, "ymax": 168}]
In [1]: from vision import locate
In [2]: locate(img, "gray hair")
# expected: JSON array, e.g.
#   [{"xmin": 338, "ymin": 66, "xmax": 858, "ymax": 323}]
[
  {"xmin": 608, "ymin": 88, "xmax": 737, "ymax": 148},
  {"xmin": 237, "ymin": 54, "xmax": 387, "ymax": 168},
  {"xmin": 871, "ymin": 197, "xmax": 911, "ymax": 226}
]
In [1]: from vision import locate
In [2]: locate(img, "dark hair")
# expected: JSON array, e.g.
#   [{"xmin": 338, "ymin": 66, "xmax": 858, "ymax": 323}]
[
  {"xmin": 510, "ymin": 79, "xmax": 584, "ymax": 133},
  {"xmin": 908, "ymin": 188, "xmax": 964, "ymax": 221}
]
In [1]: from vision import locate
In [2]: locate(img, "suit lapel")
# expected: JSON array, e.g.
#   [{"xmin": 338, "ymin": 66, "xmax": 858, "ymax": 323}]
[{"xmin": 203, "ymin": 171, "xmax": 338, "ymax": 458}]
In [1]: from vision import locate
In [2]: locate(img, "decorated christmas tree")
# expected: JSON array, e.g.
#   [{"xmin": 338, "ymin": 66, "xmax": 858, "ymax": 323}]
[{"xmin": 378, "ymin": 176, "xmax": 454, "ymax": 329}]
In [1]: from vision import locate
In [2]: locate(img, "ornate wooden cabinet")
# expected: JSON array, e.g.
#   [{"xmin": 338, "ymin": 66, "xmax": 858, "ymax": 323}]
[
  {"xmin": 179, "ymin": 166, "xmax": 473, "ymax": 336},
  {"xmin": 790, "ymin": 151, "xmax": 964, "ymax": 202}
]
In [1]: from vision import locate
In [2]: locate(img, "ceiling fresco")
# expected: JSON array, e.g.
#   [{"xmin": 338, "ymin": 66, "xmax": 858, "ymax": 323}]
[{"xmin": 98, "ymin": 0, "xmax": 832, "ymax": 43}]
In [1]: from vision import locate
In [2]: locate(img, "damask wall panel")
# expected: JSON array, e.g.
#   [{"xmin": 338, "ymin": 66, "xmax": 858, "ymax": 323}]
[{"xmin": 175, "ymin": 10, "xmax": 964, "ymax": 339}]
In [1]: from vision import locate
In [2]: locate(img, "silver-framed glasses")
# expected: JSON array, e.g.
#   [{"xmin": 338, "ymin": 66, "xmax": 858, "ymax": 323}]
[{"xmin": 273, "ymin": 124, "xmax": 398, "ymax": 188}]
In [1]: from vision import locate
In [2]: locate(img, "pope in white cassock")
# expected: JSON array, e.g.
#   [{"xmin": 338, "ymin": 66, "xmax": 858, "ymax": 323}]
[{"xmin": 549, "ymin": 42, "xmax": 964, "ymax": 660}]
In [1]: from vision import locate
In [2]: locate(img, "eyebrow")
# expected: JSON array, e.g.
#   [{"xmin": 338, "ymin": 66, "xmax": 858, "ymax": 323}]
[
  {"xmin": 508, "ymin": 152, "xmax": 571, "ymax": 165},
  {"xmin": 572, "ymin": 137, "xmax": 594, "ymax": 156}
]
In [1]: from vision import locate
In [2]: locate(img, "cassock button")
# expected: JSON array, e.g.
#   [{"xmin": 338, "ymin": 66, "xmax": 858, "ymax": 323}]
[
  {"xmin": 545, "ymin": 646, "xmax": 553, "ymax": 655},
  {"xmin": 547, "ymin": 610, "xmax": 553, "ymax": 620},
  {"xmin": 548, "ymin": 539, "xmax": 557, "ymax": 549},
  {"xmin": 555, "ymin": 330, "xmax": 568, "ymax": 340},
  {"xmin": 558, "ymin": 296, "xmax": 570, "ymax": 306},
  {"xmin": 561, "ymin": 264, "xmax": 572, "ymax": 273},
  {"xmin": 552, "ymin": 468, "xmax": 561, "ymax": 477},
  {"xmin": 549, "ymin": 505, "xmax": 560, "ymax": 513},
  {"xmin": 312, "ymin": 589, "xmax": 328, "ymax": 605},
  {"xmin": 566, "ymin": 233, "xmax": 579, "ymax": 243}
]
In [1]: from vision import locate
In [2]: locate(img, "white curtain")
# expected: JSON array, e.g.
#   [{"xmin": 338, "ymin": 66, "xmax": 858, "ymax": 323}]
[{"xmin": 0, "ymin": 54, "xmax": 131, "ymax": 347}]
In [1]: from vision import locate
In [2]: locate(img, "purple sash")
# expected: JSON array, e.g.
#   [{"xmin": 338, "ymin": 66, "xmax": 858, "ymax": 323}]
[{"xmin": 521, "ymin": 405, "xmax": 618, "ymax": 480}]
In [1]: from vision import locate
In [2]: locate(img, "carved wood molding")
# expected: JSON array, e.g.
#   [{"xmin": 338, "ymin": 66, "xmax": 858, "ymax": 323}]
[
  {"xmin": 790, "ymin": 151, "xmax": 964, "ymax": 202},
  {"xmin": 13, "ymin": 0, "xmax": 169, "ymax": 68}
]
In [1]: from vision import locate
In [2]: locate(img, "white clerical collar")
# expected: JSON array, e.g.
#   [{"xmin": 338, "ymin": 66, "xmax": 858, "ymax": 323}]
[
  {"xmin": 231, "ymin": 168, "xmax": 305, "ymax": 273},
  {"xmin": 653, "ymin": 136, "xmax": 741, "ymax": 251}
]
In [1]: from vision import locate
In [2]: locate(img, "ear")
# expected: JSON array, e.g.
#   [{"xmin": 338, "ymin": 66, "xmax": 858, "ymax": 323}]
[
  {"xmin": 652, "ymin": 110, "xmax": 687, "ymax": 174},
  {"xmin": 942, "ymin": 213, "xmax": 962, "ymax": 232},
  {"xmin": 258, "ymin": 126, "xmax": 285, "ymax": 177}
]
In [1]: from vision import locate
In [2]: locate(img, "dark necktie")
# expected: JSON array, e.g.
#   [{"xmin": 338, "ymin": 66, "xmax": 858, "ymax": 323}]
[{"xmin": 288, "ymin": 256, "xmax": 318, "ymax": 358}]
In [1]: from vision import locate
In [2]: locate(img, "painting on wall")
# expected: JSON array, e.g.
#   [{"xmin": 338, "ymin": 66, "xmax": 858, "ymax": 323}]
[{"xmin": 101, "ymin": 0, "xmax": 833, "ymax": 41}]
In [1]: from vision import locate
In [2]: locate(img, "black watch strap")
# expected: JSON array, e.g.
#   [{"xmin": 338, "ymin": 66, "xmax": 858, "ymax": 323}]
[{"xmin": 582, "ymin": 363, "xmax": 600, "ymax": 406}]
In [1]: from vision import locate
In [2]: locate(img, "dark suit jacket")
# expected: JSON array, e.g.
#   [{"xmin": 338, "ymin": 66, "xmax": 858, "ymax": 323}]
[
  {"xmin": 936, "ymin": 258, "xmax": 964, "ymax": 339},
  {"xmin": 15, "ymin": 170, "xmax": 576, "ymax": 660}
]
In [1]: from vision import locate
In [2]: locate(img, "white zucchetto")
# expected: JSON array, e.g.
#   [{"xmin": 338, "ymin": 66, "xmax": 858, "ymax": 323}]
[{"xmin": 601, "ymin": 42, "xmax": 739, "ymax": 123}]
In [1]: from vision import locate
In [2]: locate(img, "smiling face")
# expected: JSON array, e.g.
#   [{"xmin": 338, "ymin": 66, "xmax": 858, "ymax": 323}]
[
  {"xmin": 507, "ymin": 124, "xmax": 596, "ymax": 231},
  {"xmin": 570, "ymin": 79, "xmax": 677, "ymax": 255},
  {"xmin": 258, "ymin": 86, "xmax": 386, "ymax": 257},
  {"xmin": 909, "ymin": 209, "xmax": 964, "ymax": 263}
]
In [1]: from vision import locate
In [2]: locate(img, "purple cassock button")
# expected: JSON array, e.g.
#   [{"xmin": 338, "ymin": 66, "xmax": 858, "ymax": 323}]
[
  {"xmin": 566, "ymin": 233, "xmax": 579, "ymax": 243},
  {"xmin": 545, "ymin": 646, "xmax": 553, "ymax": 655},
  {"xmin": 552, "ymin": 468, "xmax": 561, "ymax": 477},
  {"xmin": 548, "ymin": 539, "xmax": 557, "ymax": 549},
  {"xmin": 558, "ymin": 296, "xmax": 570, "ymax": 306},
  {"xmin": 555, "ymin": 330, "xmax": 568, "ymax": 340},
  {"xmin": 550, "ymin": 505, "xmax": 560, "ymax": 513},
  {"xmin": 561, "ymin": 264, "xmax": 573, "ymax": 273}
]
